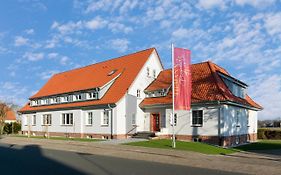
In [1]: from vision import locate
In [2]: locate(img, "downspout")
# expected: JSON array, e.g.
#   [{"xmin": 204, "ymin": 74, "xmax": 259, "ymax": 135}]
[
  {"xmin": 217, "ymin": 101, "xmax": 222, "ymax": 146},
  {"xmin": 108, "ymin": 104, "xmax": 114, "ymax": 139}
]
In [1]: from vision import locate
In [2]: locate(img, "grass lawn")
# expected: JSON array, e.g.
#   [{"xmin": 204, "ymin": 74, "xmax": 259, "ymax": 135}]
[
  {"xmin": 234, "ymin": 140, "xmax": 281, "ymax": 151},
  {"xmin": 125, "ymin": 139, "xmax": 237, "ymax": 155},
  {"xmin": 12, "ymin": 134, "xmax": 102, "ymax": 142}
]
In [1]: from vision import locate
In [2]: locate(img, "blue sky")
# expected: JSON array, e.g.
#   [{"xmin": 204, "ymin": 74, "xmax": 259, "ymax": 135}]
[{"xmin": 0, "ymin": 0, "xmax": 280, "ymax": 120}]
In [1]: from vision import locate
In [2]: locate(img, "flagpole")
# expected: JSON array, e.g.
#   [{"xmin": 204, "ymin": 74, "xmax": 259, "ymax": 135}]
[{"xmin": 171, "ymin": 43, "xmax": 176, "ymax": 148}]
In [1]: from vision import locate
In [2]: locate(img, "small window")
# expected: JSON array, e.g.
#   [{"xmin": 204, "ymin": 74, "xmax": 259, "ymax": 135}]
[
  {"xmin": 62, "ymin": 113, "xmax": 73, "ymax": 125},
  {"xmin": 32, "ymin": 115, "xmax": 36, "ymax": 126},
  {"xmin": 87, "ymin": 112, "xmax": 93, "ymax": 125},
  {"xmin": 75, "ymin": 94, "xmax": 82, "ymax": 101},
  {"xmin": 87, "ymin": 92, "xmax": 97, "ymax": 99},
  {"xmin": 174, "ymin": 114, "xmax": 177, "ymax": 126},
  {"xmin": 132, "ymin": 113, "xmax": 136, "ymax": 125},
  {"xmin": 63, "ymin": 96, "xmax": 69, "ymax": 102},
  {"xmin": 42, "ymin": 114, "xmax": 52, "ymax": 125},
  {"xmin": 137, "ymin": 89, "xmax": 141, "ymax": 98},
  {"xmin": 102, "ymin": 110, "xmax": 109, "ymax": 125},
  {"xmin": 146, "ymin": 67, "xmax": 150, "ymax": 77},
  {"xmin": 108, "ymin": 69, "xmax": 117, "ymax": 76},
  {"xmin": 24, "ymin": 116, "xmax": 28, "ymax": 126},
  {"xmin": 192, "ymin": 110, "xmax": 203, "ymax": 126},
  {"xmin": 153, "ymin": 69, "xmax": 156, "ymax": 78}
]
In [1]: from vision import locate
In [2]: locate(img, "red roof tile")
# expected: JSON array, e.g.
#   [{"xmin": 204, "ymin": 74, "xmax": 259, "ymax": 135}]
[
  {"xmin": 140, "ymin": 61, "xmax": 262, "ymax": 110},
  {"xmin": 20, "ymin": 48, "xmax": 156, "ymax": 113}
]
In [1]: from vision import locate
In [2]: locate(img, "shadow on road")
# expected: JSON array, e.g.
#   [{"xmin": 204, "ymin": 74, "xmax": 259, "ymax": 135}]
[{"xmin": 0, "ymin": 144, "xmax": 85, "ymax": 175}]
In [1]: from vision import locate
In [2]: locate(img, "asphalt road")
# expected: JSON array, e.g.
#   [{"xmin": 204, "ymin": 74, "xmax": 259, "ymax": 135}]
[{"xmin": 0, "ymin": 143, "xmax": 245, "ymax": 175}]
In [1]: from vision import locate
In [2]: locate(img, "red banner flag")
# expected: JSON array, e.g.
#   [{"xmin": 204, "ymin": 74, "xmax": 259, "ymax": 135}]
[{"xmin": 173, "ymin": 47, "xmax": 191, "ymax": 110}]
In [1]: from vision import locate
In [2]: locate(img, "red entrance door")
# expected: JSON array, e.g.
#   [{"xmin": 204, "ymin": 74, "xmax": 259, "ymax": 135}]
[{"xmin": 151, "ymin": 114, "xmax": 160, "ymax": 132}]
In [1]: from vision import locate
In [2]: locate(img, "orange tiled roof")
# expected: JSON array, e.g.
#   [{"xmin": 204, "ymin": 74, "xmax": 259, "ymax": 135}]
[
  {"xmin": 20, "ymin": 48, "xmax": 156, "ymax": 113},
  {"xmin": 0, "ymin": 103, "xmax": 16, "ymax": 120},
  {"xmin": 140, "ymin": 61, "xmax": 262, "ymax": 110}
]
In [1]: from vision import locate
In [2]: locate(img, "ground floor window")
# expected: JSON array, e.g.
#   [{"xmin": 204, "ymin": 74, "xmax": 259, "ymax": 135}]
[
  {"xmin": 62, "ymin": 113, "xmax": 73, "ymax": 125},
  {"xmin": 192, "ymin": 110, "xmax": 203, "ymax": 126},
  {"xmin": 132, "ymin": 113, "xmax": 136, "ymax": 125},
  {"xmin": 42, "ymin": 114, "xmax": 52, "ymax": 125},
  {"xmin": 102, "ymin": 110, "xmax": 109, "ymax": 125},
  {"xmin": 86, "ymin": 112, "xmax": 93, "ymax": 125},
  {"xmin": 32, "ymin": 115, "xmax": 36, "ymax": 125}
]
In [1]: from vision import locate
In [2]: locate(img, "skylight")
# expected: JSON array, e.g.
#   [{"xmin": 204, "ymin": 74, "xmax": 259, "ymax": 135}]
[{"xmin": 107, "ymin": 69, "xmax": 117, "ymax": 76}]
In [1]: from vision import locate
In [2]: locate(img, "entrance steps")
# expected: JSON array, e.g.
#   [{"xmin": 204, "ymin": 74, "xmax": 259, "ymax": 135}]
[{"xmin": 132, "ymin": 132, "xmax": 156, "ymax": 139}]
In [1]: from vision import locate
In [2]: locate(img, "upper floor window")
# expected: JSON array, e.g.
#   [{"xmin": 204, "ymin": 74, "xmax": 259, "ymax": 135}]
[
  {"xmin": 137, "ymin": 89, "xmax": 141, "ymax": 98},
  {"xmin": 75, "ymin": 94, "xmax": 82, "ymax": 101},
  {"xmin": 87, "ymin": 92, "xmax": 97, "ymax": 99},
  {"xmin": 192, "ymin": 110, "xmax": 203, "ymax": 127},
  {"xmin": 62, "ymin": 113, "xmax": 73, "ymax": 125},
  {"xmin": 153, "ymin": 69, "xmax": 156, "ymax": 78},
  {"xmin": 42, "ymin": 114, "xmax": 52, "ymax": 125},
  {"xmin": 146, "ymin": 67, "xmax": 150, "ymax": 77}
]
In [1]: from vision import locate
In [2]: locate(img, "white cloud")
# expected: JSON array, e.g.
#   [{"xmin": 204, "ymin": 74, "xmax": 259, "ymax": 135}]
[
  {"xmin": 234, "ymin": 0, "xmax": 276, "ymax": 8},
  {"xmin": 85, "ymin": 17, "xmax": 108, "ymax": 30},
  {"xmin": 48, "ymin": 52, "xmax": 59, "ymax": 59},
  {"xmin": 51, "ymin": 21, "xmax": 83, "ymax": 35},
  {"xmin": 25, "ymin": 29, "xmax": 34, "ymax": 35},
  {"xmin": 60, "ymin": 56, "xmax": 70, "ymax": 65},
  {"xmin": 23, "ymin": 52, "xmax": 44, "ymax": 61},
  {"xmin": 264, "ymin": 12, "xmax": 281, "ymax": 36},
  {"xmin": 197, "ymin": 0, "xmax": 226, "ymax": 10},
  {"xmin": 39, "ymin": 70, "xmax": 59, "ymax": 80},
  {"xmin": 110, "ymin": 38, "xmax": 130, "ymax": 53},
  {"xmin": 108, "ymin": 22, "xmax": 133, "ymax": 33},
  {"xmin": 14, "ymin": 36, "xmax": 29, "ymax": 46}
]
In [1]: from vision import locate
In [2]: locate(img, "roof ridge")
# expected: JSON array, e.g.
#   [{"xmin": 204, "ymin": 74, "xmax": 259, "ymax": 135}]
[{"xmin": 54, "ymin": 48, "xmax": 155, "ymax": 76}]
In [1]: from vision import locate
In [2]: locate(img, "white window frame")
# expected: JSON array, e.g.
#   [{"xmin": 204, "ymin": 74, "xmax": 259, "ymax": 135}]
[
  {"xmin": 146, "ymin": 67, "xmax": 150, "ymax": 77},
  {"xmin": 101, "ymin": 110, "xmax": 109, "ymax": 126},
  {"xmin": 86, "ymin": 112, "xmax": 93, "ymax": 125},
  {"xmin": 32, "ymin": 115, "xmax": 36, "ymax": 126},
  {"xmin": 191, "ymin": 110, "xmax": 203, "ymax": 127},
  {"xmin": 42, "ymin": 114, "xmax": 52, "ymax": 126},
  {"xmin": 24, "ymin": 116, "xmax": 28, "ymax": 126},
  {"xmin": 61, "ymin": 113, "xmax": 74, "ymax": 125},
  {"xmin": 75, "ymin": 94, "xmax": 82, "ymax": 101},
  {"xmin": 132, "ymin": 113, "xmax": 136, "ymax": 125}
]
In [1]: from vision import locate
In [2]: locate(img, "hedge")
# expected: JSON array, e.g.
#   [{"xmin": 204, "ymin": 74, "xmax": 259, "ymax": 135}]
[
  {"xmin": 258, "ymin": 128, "xmax": 281, "ymax": 140},
  {"xmin": 3, "ymin": 122, "xmax": 21, "ymax": 134}
]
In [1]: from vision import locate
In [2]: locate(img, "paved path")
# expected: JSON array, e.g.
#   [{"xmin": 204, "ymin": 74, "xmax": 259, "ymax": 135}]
[
  {"xmin": 99, "ymin": 138, "xmax": 147, "ymax": 145},
  {"xmin": 1, "ymin": 136, "xmax": 280, "ymax": 175}
]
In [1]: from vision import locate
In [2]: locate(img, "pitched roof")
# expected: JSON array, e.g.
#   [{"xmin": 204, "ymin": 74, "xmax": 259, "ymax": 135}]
[
  {"xmin": 20, "ymin": 48, "xmax": 156, "ymax": 113},
  {"xmin": 0, "ymin": 103, "xmax": 16, "ymax": 121},
  {"xmin": 140, "ymin": 61, "xmax": 262, "ymax": 110}
]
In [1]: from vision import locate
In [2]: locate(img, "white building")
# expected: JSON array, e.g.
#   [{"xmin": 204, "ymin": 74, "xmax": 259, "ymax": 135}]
[{"xmin": 19, "ymin": 48, "xmax": 262, "ymax": 146}]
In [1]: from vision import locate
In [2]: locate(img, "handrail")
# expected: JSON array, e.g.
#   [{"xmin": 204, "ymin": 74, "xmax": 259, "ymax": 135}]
[{"xmin": 126, "ymin": 125, "xmax": 138, "ymax": 138}]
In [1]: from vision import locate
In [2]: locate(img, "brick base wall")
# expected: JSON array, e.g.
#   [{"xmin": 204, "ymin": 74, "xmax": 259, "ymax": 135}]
[
  {"xmin": 157, "ymin": 133, "xmax": 257, "ymax": 147},
  {"xmin": 21, "ymin": 131, "xmax": 127, "ymax": 140}
]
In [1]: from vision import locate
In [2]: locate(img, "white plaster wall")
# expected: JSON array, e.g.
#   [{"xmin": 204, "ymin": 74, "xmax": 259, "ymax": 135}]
[
  {"xmin": 114, "ymin": 96, "xmax": 126, "ymax": 135},
  {"xmin": 127, "ymin": 50, "xmax": 163, "ymax": 133},
  {"xmin": 166, "ymin": 107, "xmax": 219, "ymax": 136},
  {"xmin": 125, "ymin": 94, "xmax": 137, "ymax": 133},
  {"xmin": 222, "ymin": 105, "xmax": 256, "ymax": 136},
  {"xmin": 248, "ymin": 110, "xmax": 257, "ymax": 134}
]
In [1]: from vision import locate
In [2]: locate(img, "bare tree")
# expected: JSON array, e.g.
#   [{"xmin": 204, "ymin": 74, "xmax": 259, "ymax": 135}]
[{"xmin": 0, "ymin": 103, "xmax": 8, "ymax": 135}]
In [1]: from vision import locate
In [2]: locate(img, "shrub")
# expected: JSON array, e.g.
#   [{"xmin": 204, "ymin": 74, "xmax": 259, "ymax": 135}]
[
  {"xmin": 3, "ymin": 122, "xmax": 21, "ymax": 134},
  {"xmin": 258, "ymin": 128, "xmax": 281, "ymax": 140}
]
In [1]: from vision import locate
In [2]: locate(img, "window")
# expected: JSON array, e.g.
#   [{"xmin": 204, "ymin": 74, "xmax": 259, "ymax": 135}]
[
  {"xmin": 62, "ymin": 113, "xmax": 73, "ymax": 125},
  {"xmin": 75, "ymin": 94, "xmax": 82, "ymax": 101},
  {"xmin": 42, "ymin": 114, "xmax": 52, "ymax": 125},
  {"xmin": 86, "ymin": 112, "xmax": 93, "ymax": 125},
  {"xmin": 192, "ymin": 110, "xmax": 203, "ymax": 126},
  {"xmin": 87, "ymin": 92, "xmax": 97, "ymax": 99},
  {"xmin": 153, "ymin": 69, "xmax": 156, "ymax": 78},
  {"xmin": 132, "ymin": 113, "xmax": 136, "ymax": 125},
  {"xmin": 32, "ymin": 115, "xmax": 36, "ymax": 125},
  {"xmin": 174, "ymin": 114, "xmax": 177, "ymax": 126},
  {"xmin": 137, "ymin": 89, "xmax": 141, "ymax": 98},
  {"xmin": 52, "ymin": 97, "xmax": 59, "ymax": 103},
  {"xmin": 24, "ymin": 116, "xmax": 28, "ymax": 126},
  {"xmin": 146, "ymin": 67, "xmax": 150, "ymax": 77},
  {"xmin": 63, "ymin": 96, "xmax": 69, "ymax": 102},
  {"xmin": 102, "ymin": 110, "xmax": 109, "ymax": 125}
]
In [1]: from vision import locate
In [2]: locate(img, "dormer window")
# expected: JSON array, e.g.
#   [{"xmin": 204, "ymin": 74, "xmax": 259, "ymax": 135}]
[
  {"xmin": 75, "ymin": 94, "xmax": 82, "ymax": 101},
  {"xmin": 87, "ymin": 92, "xmax": 97, "ymax": 99},
  {"xmin": 108, "ymin": 69, "xmax": 117, "ymax": 76}
]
